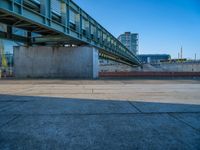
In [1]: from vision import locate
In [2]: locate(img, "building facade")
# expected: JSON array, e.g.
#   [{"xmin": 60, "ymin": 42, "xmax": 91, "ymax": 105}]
[
  {"xmin": 138, "ymin": 54, "xmax": 171, "ymax": 64},
  {"xmin": 118, "ymin": 32, "xmax": 139, "ymax": 55}
]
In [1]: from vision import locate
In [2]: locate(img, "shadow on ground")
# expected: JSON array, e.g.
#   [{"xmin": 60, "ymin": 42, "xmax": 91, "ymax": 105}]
[{"xmin": 0, "ymin": 94, "xmax": 200, "ymax": 150}]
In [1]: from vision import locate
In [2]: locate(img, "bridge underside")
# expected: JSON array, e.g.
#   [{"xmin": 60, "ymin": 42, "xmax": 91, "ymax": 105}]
[{"xmin": 0, "ymin": 12, "xmax": 86, "ymax": 46}]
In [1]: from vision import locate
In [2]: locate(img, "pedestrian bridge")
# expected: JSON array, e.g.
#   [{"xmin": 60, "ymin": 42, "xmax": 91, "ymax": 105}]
[
  {"xmin": 0, "ymin": 0, "xmax": 142, "ymax": 78},
  {"xmin": 0, "ymin": 0, "xmax": 141, "ymax": 66}
]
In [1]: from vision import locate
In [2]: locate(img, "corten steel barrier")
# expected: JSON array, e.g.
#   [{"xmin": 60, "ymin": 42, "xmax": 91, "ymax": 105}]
[{"xmin": 99, "ymin": 72, "xmax": 200, "ymax": 78}]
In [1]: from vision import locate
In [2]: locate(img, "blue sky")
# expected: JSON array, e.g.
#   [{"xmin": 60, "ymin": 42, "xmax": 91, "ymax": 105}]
[{"xmin": 74, "ymin": 0, "xmax": 200, "ymax": 59}]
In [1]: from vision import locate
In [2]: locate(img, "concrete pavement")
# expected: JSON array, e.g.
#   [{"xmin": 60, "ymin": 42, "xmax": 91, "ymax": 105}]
[{"xmin": 0, "ymin": 79, "xmax": 200, "ymax": 149}]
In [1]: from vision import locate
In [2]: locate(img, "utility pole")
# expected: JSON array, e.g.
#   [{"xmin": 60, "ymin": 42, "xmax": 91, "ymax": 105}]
[
  {"xmin": 195, "ymin": 53, "xmax": 197, "ymax": 61},
  {"xmin": 180, "ymin": 46, "xmax": 183, "ymax": 60}
]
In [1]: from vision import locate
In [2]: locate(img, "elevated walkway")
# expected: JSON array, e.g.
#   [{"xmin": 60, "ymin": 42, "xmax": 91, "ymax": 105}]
[{"xmin": 0, "ymin": 0, "xmax": 141, "ymax": 66}]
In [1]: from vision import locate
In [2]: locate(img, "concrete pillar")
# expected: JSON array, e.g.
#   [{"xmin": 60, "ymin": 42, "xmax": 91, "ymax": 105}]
[{"xmin": 14, "ymin": 46, "xmax": 99, "ymax": 78}]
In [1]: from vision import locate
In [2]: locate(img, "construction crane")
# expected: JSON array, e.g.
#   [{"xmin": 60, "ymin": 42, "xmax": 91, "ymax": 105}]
[{"xmin": 0, "ymin": 24, "xmax": 8, "ymax": 78}]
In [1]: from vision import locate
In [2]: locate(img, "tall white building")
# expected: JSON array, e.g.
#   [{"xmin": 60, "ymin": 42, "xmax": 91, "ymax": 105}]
[{"xmin": 118, "ymin": 32, "xmax": 139, "ymax": 55}]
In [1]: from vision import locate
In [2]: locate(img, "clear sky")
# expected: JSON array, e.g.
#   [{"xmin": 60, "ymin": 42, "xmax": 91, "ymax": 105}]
[{"xmin": 74, "ymin": 0, "xmax": 200, "ymax": 59}]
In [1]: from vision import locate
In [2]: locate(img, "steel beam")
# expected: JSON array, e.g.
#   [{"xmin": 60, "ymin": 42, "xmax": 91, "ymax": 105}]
[{"xmin": 0, "ymin": 31, "xmax": 28, "ymax": 43}]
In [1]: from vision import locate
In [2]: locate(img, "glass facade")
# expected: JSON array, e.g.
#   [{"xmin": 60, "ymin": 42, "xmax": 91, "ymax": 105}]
[
  {"xmin": 118, "ymin": 32, "xmax": 138, "ymax": 55},
  {"xmin": 138, "ymin": 54, "xmax": 171, "ymax": 64}
]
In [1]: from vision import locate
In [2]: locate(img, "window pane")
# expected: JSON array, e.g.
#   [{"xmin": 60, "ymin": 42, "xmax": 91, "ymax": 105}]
[{"xmin": 51, "ymin": 0, "xmax": 61, "ymax": 15}]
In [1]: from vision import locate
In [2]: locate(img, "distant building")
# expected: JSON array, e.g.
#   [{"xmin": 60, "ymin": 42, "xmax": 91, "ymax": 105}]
[
  {"xmin": 138, "ymin": 54, "xmax": 171, "ymax": 64},
  {"xmin": 118, "ymin": 32, "xmax": 138, "ymax": 55}
]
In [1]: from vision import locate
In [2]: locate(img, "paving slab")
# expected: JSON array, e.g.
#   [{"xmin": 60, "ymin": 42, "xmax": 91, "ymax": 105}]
[
  {"xmin": 171, "ymin": 113, "xmax": 200, "ymax": 131},
  {"xmin": 0, "ymin": 114, "xmax": 200, "ymax": 150},
  {"xmin": 0, "ymin": 115, "xmax": 18, "ymax": 128},
  {"xmin": 131, "ymin": 101, "xmax": 200, "ymax": 113},
  {"xmin": 0, "ymin": 96, "xmax": 139, "ymax": 115},
  {"xmin": 0, "ymin": 80, "xmax": 200, "ymax": 149},
  {"xmin": 0, "ymin": 101, "xmax": 27, "ymax": 113}
]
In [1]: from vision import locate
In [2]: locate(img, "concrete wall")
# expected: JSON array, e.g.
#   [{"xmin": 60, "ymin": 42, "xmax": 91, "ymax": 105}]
[
  {"xmin": 100, "ymin": 60, "xmax": 200, "ymax": 73},
  {"xmin": 160, "ymin": 63, "xmax": 200, "ymax": 72},
  {"xmin": 14, "ymin": 46, "xmax": 99, "ymax": 78},
  {"xmin": 100, "ymin": 64, "xmax": 140, "ymax": 72},
  {"xmin": 99, "ymin": 59, "xmax": 140, "ymax": 72}
]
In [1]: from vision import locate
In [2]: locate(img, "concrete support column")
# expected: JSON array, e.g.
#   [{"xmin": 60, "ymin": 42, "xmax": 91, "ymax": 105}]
[{"xmin": 14, "ymin": 46, "xmax": 99, "ymax": 79}]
